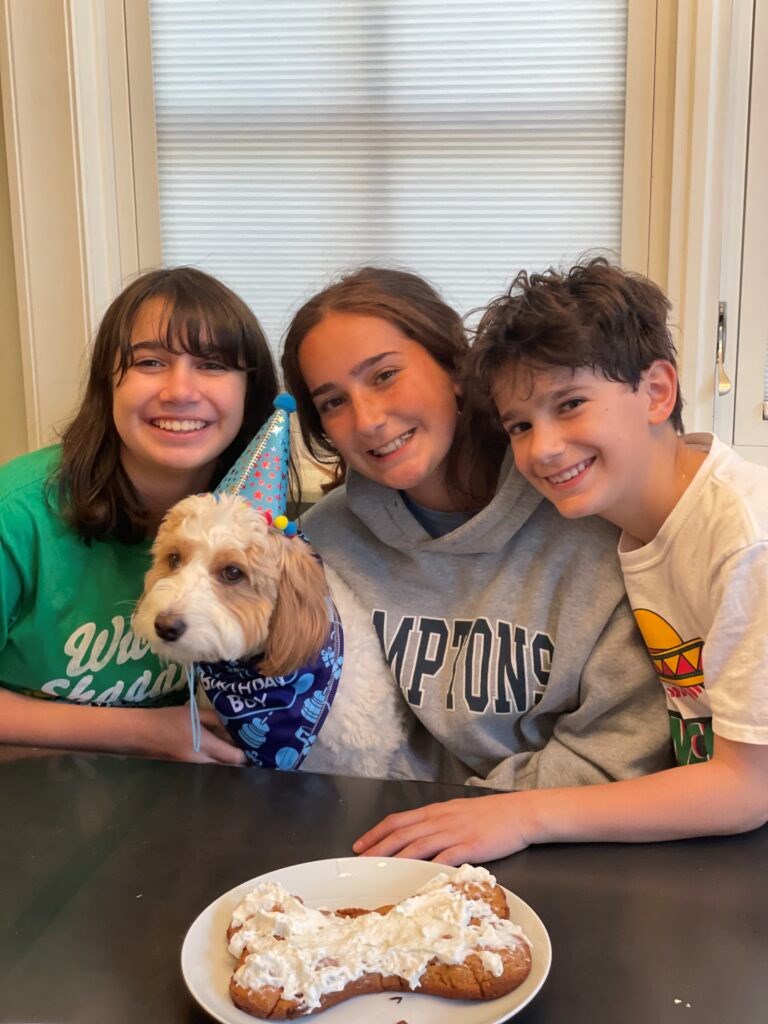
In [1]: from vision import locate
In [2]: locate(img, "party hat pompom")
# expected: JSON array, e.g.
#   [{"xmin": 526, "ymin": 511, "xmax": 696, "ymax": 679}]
[
  {"xmin": 273, "ymin": 514, "xmax": 298, "ymax": 538},
  {"xmin": 274, "ymin": 393, "xmax": 297, "ymax": 413},
  {"xmin": 215, "ymin": 392, "xmax": 294, "ymax": 520}
]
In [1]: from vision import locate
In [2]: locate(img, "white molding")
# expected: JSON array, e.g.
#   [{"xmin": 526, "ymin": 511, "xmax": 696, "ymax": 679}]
[
  {"xmin": 123, "ymin": 0, "xmax": 162, "ymax": 270},
  {"xmin": 621, "ymin": 0, "xmax": 658, "ymax": 273},
  {"xmin": 733, "ymin": 0, "xmax": 768, "ymax": 447},
  {"xmin": 713, "ymin": 0, "xmax": 755, "ymax": 443},
  {"xmin": 0, "ymin": 0, "xmax": 90, "ymax": 447},
  {"xmin": 647, "ymin": 0, "xmax": 679, "ymax": 291},
  {"xmin": 68, "ymin": 0, "xmax": 161, "ymax": 322},
  {"xmin": 0, "ymin": 0, "xmax": 37, "ymax": 448},
  {"xmin": 68, "ymin": 0, "xmax": 125, "ymax": 331},
  {"xmin": 667, "ymin": 0, "xmax": 733, "ymax": 432}
]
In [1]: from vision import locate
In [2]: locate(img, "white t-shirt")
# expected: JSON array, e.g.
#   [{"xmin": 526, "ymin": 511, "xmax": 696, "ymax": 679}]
[{"xmin": 619, "ymin": 433, "xmax": 768, "ymax": 765}]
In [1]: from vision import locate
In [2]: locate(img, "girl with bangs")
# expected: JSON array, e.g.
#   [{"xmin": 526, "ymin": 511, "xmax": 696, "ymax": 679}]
[{"xmin": 0, "ymin": 267, "xmax": 277, "ymax": 763}]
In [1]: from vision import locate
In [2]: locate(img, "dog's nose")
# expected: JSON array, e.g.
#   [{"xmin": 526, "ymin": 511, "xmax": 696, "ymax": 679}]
[{"xmin": 154, "ymin": 614, "xmax": 187, "ymax": 643}]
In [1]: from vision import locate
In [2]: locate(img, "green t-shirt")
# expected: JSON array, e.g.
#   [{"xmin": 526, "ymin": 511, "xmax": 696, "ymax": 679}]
[{"xmin": 0, "ymin": 446, "xmax": 186, "ymax": 706}]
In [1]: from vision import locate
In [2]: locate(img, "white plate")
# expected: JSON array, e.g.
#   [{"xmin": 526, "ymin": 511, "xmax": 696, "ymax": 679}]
[{"xmin": 181, "ymin": 857, "xmax": 551, "ymax": 1024}]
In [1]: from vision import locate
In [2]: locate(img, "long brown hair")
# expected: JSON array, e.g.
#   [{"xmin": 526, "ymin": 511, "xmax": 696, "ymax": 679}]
[
  {"xmin": 281, "ymin": 266, "xmax": 506, "ymax": 512},
  {"xmin": 56, "ymin": 266, "xmax": 279, "ymax": 543}
]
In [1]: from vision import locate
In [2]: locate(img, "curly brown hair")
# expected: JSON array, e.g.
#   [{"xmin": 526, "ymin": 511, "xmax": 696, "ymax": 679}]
[{"xmin": 469, "ymin": 257, "xmax": 684, "ymax": 432}]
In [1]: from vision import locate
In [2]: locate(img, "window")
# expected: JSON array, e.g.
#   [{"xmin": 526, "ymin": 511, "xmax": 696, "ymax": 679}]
[
  {"xmin": 148, "ymin": 0, "xmax": 635, "ymax": 344},
  {"xmin": 2, "ymin": 0, "xmax": 682, "ymax": 452}
]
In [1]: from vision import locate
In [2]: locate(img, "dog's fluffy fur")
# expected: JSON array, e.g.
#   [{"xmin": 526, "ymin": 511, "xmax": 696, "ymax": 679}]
[{"xmin": 132, "ymin": 493, "xmax": 411, "ymax": 778}]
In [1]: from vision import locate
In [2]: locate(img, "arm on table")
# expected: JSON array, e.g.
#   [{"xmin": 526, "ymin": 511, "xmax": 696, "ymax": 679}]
[
  {"xmin": 0, "ymin": 686, "xmax": 246, "ymax": 765},
  {"xmin": 354, "ymin": 735, "xmax": 768, "ymax": 864}
]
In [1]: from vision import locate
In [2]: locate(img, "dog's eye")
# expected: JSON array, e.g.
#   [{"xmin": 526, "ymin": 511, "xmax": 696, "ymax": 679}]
[
  {"xmin": 168, "ymin": 552, "xmax": 182, "ymax": 569},
  {"xmin": 220, "ymin": 565, "xmax": 245, "ymax": 584}
]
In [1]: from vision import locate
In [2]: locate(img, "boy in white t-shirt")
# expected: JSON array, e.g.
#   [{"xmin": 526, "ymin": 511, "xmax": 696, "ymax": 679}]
[{"xmin": 353, "ymin": 257, "xmax": 768, "ymax": 865}]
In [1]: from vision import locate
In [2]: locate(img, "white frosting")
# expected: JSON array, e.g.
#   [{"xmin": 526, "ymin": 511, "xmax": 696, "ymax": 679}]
[{"xmin": 228, "ymin": 865, "xmax": 530, "ymax": 1012}]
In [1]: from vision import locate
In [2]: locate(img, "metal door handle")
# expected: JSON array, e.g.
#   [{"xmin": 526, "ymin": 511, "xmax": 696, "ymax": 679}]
[{"xmin": 716, "ymin": 301, "xmax": 732, "ymax": 397}]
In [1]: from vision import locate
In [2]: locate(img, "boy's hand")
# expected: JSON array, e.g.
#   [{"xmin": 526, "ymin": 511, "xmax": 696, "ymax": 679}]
[{"xmin": 352, "ymin": 793, "xmax": 530, "ymax": 866}]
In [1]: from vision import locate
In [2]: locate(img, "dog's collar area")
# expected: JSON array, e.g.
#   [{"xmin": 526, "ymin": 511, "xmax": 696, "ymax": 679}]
[
  {"xmin": 196, "ymin": 601, "xmax": 344, "ymax": 771},
  {"xmin": 197, "ymin": 652, "xmax": 267, "ymax": 672}
]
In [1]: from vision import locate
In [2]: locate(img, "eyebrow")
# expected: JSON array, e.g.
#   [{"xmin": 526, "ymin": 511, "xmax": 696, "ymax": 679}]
[
  {"xmin": 497, "ymin": 407, "xmax": 520, "ymax": 426},
  {"xmin": 130, "ymin": 340, "xmax": 166, "ymax": 353},
  {"xmin": 550, "ymin": 383, "xmax": 589, "ymax": 400},
  {"xmin": 497, "ymin": 381, "xmax": 592, "ymax": 421},
  {"xmin": 309, "ymin": 351, "xmax": 399, "ymax": 399}
]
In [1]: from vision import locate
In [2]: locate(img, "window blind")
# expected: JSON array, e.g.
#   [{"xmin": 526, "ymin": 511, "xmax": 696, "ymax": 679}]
[{"xmin": 149, "ymin": 0, "xmax": 628, "ymax": 349}]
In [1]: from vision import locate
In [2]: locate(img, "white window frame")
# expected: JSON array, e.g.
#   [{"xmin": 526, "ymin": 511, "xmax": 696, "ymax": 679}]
[
  {"xmin": 726, "ymin": 0, "xmax": 768, "ymax": 463},
  {"xmin": 713, "ymin": 0, "xmax": 754, "ymax": 449},
  {"xmin": 664, "ymin": 0, "xmax": 738, "ymax": 432},
  {"xmin": 1, "ymin": 0, "xmax": 724, "ymax": 449}
]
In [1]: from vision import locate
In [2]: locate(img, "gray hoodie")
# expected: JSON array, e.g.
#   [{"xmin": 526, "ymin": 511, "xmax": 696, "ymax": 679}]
[{"xmin": 302, "ymin": 458, "xmax": 673, "ymax": 790}]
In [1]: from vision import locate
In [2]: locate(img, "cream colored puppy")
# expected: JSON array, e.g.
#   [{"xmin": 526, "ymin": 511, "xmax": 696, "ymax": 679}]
[{"xmin": 133, "ymin": 493, "xmax": 413, "ymax": 778}]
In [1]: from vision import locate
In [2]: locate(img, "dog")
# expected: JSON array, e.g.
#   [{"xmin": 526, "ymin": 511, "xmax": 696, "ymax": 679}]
[{"xmin": 132, "ymin": 492, "xmax": 413, "ymax": 778}]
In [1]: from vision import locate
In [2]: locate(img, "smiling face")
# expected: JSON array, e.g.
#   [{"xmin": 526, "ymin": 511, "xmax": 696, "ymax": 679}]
[
  {"xmin": 113, "ymin": 297, "xmax": 247, "ymax": 498},
  {"xmin": 490, "ymin": 363, "xmax": 660, "ymax": 528},
  {"xmin": 298, "ymin": 311, "xmax": 461, "ymax": 509}
]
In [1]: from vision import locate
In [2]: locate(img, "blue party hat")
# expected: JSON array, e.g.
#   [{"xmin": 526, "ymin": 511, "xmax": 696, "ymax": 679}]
[{"xmin": 216, "ymin": 393, "xmax": 296, "ymax": 521}]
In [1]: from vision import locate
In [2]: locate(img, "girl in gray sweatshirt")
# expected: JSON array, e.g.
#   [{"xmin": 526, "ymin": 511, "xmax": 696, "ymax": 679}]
[{"xmin": 282, "ymin": 266, "xmax": 672, "ymax": 797}]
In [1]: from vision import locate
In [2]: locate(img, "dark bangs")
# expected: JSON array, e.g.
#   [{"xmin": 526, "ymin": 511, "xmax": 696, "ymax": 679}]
[{"xmin": 113, "ymin": 276, "xmax": 258, "ymax": 382}]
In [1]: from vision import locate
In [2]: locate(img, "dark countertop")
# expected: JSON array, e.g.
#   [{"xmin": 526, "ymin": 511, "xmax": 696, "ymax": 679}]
[{"xmin": 1, "ymin": 750, "xmax": 766, "ymax": 1023}]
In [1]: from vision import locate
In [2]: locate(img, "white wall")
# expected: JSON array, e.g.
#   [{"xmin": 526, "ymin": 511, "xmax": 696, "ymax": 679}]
[{"xmin": 0, "ymin": 75, "xmax": 26, "ymax": 463}]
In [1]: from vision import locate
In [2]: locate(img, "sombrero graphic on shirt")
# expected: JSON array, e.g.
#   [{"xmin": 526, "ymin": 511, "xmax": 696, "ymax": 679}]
[{"xmin": 633, "ymin": 609, "xmax": 704, "ymax": 688}]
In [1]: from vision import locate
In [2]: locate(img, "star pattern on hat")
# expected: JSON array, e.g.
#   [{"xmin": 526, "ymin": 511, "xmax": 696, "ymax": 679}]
[{"xmin": 215, "ymin": 393, "xmax": 296, "ymax": 522}]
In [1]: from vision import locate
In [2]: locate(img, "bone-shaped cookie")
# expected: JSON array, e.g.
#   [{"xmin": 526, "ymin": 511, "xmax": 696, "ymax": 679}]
[{"xmin": 226, "ymin": 865, "xmax": 532, "ymax": 1019}]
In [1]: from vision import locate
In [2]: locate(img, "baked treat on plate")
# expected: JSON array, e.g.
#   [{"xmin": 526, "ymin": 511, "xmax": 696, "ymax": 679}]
[{"xmin": 226, "ymin": 864, "xmax": 532, "ymax": 1019}]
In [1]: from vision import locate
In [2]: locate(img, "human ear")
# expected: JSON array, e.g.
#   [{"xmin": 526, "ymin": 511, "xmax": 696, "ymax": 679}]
[{"xmin": 642, "ymin": 360, "xmax": 679, "ymax": 425}]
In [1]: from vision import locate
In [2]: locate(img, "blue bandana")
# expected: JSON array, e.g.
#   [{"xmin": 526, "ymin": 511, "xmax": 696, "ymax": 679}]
[{"xmin": 196, "ymin": 598, "xmax": 343, "ymax": 770}]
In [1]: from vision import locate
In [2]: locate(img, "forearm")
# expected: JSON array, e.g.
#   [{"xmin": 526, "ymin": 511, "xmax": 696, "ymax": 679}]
[
  {"xmin": 0, "ymin": 686, "xmax": 152, "ymax": 756},
  {"xmin": 355, "ymin": 739, "xmax": 768, "ymax": 865},
  {"xmin": 518, "ymin": 756, "xmax": 768, "ymax": 846}
]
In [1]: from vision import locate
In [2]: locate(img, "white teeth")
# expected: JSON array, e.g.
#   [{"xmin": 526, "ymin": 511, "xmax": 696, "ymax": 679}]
[
  {"xmin": 152, "ymin": 419, "xmax": 207, "ymax": 433},
  {"xmin": 547, "ymin": 459, "xmax": 593, "ymax": 485},
  {"xmin": 371, "ymin": 430, "xmax": 414, "ymax": 456}
]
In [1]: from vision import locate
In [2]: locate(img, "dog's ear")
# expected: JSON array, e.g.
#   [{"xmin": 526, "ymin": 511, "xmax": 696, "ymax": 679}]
[{"xmin": 260, "ymin": 536, "xmax": 331, "ymax": 676}]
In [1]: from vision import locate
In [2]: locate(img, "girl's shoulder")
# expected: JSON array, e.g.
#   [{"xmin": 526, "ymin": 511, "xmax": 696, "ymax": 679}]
[
  {"xmin": 0, "ymin": 447, "xmax": 67, "ymax": 558},
  {"xmin": 300, "ymin": 485, "xmax": 352, "ymax": 543},
  {"xmin": 0, "ymin": 445, "xmax": 61, "ymax": 506}
]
